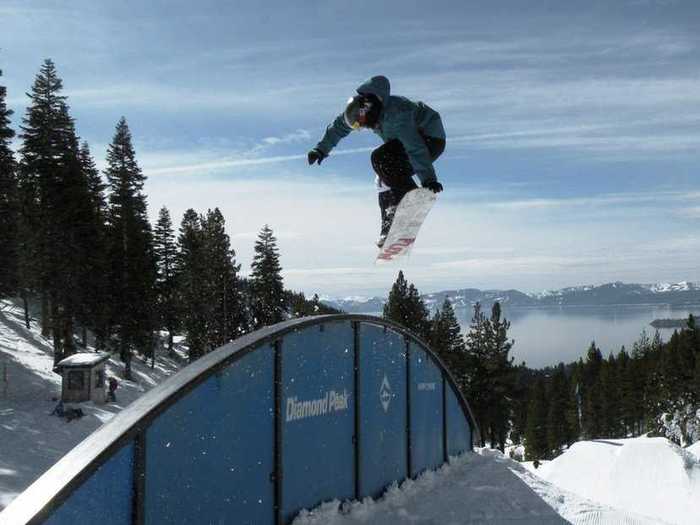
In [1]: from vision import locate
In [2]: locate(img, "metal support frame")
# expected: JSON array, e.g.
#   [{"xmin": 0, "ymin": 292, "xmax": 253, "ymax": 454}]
[
  {"xmin": 442, "ymin": 376, "xmax": 448, "ymax": 464},
  {"xmin": 352, "ymin": 321, "xmax": 361, "ymax": 500},
  {"xmin": 405, "ymin": 338, "xmax": 412, "ymax": 478},
  {"xmin": 273, "ymin": 339, "xmax": 283, "ymax": 525},
  {"xmin": 132, "ymin": 430, "xmax": 146, "ymax": 525}
]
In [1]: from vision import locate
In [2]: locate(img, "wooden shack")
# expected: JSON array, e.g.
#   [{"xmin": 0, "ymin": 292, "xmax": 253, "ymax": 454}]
[{"xmin": 54, "ymin": 353, "xmax": 110, "ymax": 403}]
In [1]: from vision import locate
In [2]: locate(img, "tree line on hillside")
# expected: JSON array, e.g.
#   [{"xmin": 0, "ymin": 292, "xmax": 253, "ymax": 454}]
[
  {"xmin": 520, "ymin": 319, "xmax": 700, "ymax": 459},
  {"xmin": 382, "ymin": 271, "xmax": 700, "ymax": 459},
  {"xmin": 0, "ymin": 60, "xmax": 338, "ymax": 378}
]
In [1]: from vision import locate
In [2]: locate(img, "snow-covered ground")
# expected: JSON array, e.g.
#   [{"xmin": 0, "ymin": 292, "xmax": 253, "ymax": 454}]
[
  {"xmin": 689, "ymin": 441, "xmax": 700, "ymax": 460},
  {"xmin": 0, "ymin": 299, "xmax": 184, "ymax": 511},
  {"xmin": 532, "ymin": 437, "xmax": 700, "ymax": 525},
  {"xmin": 293, "ymin": 448, "xmax": 671, "ymax": 525}
]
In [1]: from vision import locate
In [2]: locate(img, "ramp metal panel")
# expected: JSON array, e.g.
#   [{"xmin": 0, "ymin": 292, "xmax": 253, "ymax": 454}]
[{"xmin": 1, "ymin": 315, "xmax": 478, "ymax": 525}]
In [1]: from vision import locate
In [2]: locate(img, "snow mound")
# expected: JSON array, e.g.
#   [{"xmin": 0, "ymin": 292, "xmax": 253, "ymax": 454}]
[{"xmin": 535, "ymin": 437, "xmax": 700, "ymax": 525}]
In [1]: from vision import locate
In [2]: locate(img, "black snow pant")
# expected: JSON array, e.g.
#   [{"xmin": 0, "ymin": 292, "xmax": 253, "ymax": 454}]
[{"xmin": 372, "ymin": 135, "xmax": 445, "ymax": 217}]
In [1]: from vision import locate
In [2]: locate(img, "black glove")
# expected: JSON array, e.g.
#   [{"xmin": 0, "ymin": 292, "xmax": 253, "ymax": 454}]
[
  {"xmin": 307, "ymin": 149, "xmax": 326, "ymax": 165},
  {"xmin": 422, "ymin": 180, "xmax": 443, "ymax": 193}
]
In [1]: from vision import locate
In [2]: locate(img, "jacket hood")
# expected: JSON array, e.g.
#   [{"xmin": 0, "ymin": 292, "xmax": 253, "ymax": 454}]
[{"xmin": 356, "ymin": 75, "xmax": 390, "ymax": 103}]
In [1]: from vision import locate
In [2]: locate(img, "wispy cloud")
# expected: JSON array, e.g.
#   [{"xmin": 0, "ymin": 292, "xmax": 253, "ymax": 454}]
[
  {"xmin": 142, "ymin": 146, "xmax": 372, "ymax": 177},
  {"xmin": 431, "ymin": 254, "xmax": 611, "ymax": 272},
  {"xmin": 483, "ymin": 191, "xmax": 700, "ymax": 211},
  {"xmin": 260, "ymin": 129, "xmax": 310, "ymax": 146}
]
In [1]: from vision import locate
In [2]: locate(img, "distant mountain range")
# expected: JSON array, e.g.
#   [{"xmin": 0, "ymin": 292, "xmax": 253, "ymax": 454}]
[{"xmin": 321, "ymin": 281, "xmax": 700, "ymax": 313}]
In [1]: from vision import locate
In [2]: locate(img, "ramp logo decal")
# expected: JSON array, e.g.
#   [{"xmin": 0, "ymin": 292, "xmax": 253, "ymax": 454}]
[
  {"xmin": 380, "ymin": 374, "xmax": 392, "ymax": 413},
  {"xmin": 286, "ymin": 390, "xmax": 349, "ymax": 422}
]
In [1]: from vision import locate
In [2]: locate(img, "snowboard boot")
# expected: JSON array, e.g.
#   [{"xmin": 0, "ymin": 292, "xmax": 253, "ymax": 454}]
[{"xmin": 377, "ymin": 191, "xmax": 398, "ymax": 248}]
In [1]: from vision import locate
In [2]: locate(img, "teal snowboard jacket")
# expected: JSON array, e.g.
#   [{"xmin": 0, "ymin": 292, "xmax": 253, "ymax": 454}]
[{"xmin": 314, "ymin": 76, "xmax": 446, "ymax": 184}]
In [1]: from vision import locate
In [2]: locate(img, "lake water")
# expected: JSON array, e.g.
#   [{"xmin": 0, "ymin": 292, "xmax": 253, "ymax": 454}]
[{"xmin": 452, "ymin": 304, "xmax": 700, "ymax": 368}]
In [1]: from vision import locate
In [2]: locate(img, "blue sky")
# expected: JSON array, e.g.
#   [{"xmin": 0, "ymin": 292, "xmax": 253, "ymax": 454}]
[{"xmin": 2, "ymin": 0, "xmax": 699, "ymax": 297}]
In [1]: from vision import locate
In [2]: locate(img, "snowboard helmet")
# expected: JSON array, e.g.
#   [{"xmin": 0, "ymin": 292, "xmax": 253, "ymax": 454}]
[{"xmin": 344, "ymin": 94, "xmax": 382, "ymax": 130}]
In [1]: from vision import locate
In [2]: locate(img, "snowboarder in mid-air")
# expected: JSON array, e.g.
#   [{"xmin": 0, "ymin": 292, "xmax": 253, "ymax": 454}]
[{"xmin": 308, "ymin": 75, "xmax": 446, "ymax": 248}]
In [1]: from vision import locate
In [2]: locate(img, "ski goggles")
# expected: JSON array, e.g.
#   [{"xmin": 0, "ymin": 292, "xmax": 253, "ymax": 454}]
[{"xmin": 344, "ymin": 95, "xmax": 372, "ymax": 130}]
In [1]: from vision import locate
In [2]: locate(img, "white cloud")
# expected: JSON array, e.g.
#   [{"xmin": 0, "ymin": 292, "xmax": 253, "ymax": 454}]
[{"xmin": 260, "ymin": 129, "xmax": 311, "ymax": 146}]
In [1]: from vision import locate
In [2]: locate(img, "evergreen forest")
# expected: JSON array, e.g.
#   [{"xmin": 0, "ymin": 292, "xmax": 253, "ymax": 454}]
[
  {"xmin": 0, "ymin": 60, "xmax": 338, "ymax": 380},
  {"xmin": 383, "ymin": 270, "xmax": 700, "ymax": 460}
]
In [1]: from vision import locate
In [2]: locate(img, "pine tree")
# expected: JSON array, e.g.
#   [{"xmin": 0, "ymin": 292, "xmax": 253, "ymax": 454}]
[
  {"xmin": 0, "ymin": 67, "xmax": 18, "ymax": 298},
  {"xmin": 176, "ymin": 209, "xmax": 208, "ymax": 361},
  {"xmin": 631, "ymin": 331, "xmax": 655, "ymax": 434},
  {"xmin": 154, "ymin": 206, "xmax": 179, "ymax": 355},
  {"xmin": 567, "ymin": 361, "xmax": 584, "ymax": 442},
  {"xmin": 662, "ymin": 331, "xmax": 684, "ymax": 401},
  {"xmin": 430, "ymin": 298, "xmax": 466, "ymax": 379},
  {"xmin": 547, "ymin": 363, "xmax": 571, "ymax": 455},
  {"xmin": 600, "ymin": 353, "xmax": 622, "ymax": 437},
  {"xmin": 51, "ymin": 130, "xmax": 96, "ymax": 359},
  {"xmin": 18, "ymin": 59, "xmax": 75, "ymax": 340},
  {"xmin": 484, "ymin": 302, "xmax": 515, "ymax": 451},
  {"xmin": 105, "ymin": 117, "xmax": 156, "ymax": 378},
  {"xmin": 384, "ymin": 270, "xmax": 410, "ymax": 321},
  {"xmin": 510, "ymin": 362, "xmax": 534, "ymax": 445},
  {"xmin": 201, "ymin": 208, "xmax": 245, "ymax": 347},
  {"xmin": 73, "ymin": 141, "xmax": 109, "ymax": 348},
  {"xmin": 525, "ymin": 378, "xmax": 548, "ymax": 460},
  {"xmin": 249, "ymin": 224, "xmax": 284, "ymax": 328},
  {"xmin": 617, "ymin": 348, "xmax": 637, "ymax": 436},
  {"xmin": 18, "ymin": 59, "xmax": 92, "ymax": 362},
  {"xmin": 581, "ymin": 342, "xmax": 604, "ymax": 438},
  {"xmin": 383, "ymin": 271, "xmax": 430, "ymax": 340},
  {"xmin": 463, "ymin": 302, "xmax": 490, "ymax": 446}
]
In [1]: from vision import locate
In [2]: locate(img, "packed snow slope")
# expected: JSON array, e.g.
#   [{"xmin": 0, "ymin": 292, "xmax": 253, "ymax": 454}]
[
  {"xmin": 293, "ymin": 448, "xmax": 666, "ymax": 525},
  {"xmin": 533, "ymin": 437, "xmax": 700, "ymax": 525},
  {"xmin": 0, "ymin": 299, "xmax": 183, "ymax": 511}
]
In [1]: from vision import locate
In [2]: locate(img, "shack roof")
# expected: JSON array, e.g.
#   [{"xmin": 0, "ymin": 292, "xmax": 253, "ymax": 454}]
[{"xmin": 55, "ymin": 352, "xmax": 110, "ymax": 370}]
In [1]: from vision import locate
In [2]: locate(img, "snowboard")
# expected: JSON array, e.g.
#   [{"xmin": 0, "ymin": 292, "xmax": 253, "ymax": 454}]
[{"xmin": 376, "ymin": 188, "xmax": 437, "ymax": 263}]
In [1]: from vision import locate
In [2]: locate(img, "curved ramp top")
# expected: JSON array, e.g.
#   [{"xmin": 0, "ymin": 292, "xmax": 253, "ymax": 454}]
[{"xmin": 1, "ymin": 315, "xmax": 478, "ymax": 525}]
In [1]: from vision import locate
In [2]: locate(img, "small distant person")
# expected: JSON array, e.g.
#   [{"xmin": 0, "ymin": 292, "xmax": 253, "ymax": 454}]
[
  {"xmin": 51, "ymin": 400, "xmax": 65, "ymax": 417},
  {"xmin": 107, "ymin": 377, "xmax": 118, "ymax": 402},
  {"xmin": 308, "ymin": 75, "xmax": 446, "ymax": 247}
]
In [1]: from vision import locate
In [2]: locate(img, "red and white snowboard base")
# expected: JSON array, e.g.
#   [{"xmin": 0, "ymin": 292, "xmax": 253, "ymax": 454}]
[{"xmin": 376, "ymin": 188, "xmax": 436, "ymax": 263}]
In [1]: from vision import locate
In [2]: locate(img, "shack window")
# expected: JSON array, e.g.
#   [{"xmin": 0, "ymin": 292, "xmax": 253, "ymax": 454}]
[
  {"xmin": 95, "ymin": 369, "xmax": 104, "ymax": 387},
  {"xmin": 67, "ymin": 370, "xmax": 84, "ymax": 390}
]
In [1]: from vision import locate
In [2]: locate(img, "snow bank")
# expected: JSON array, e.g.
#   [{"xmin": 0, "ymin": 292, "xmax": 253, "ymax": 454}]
[
  {"xmin": 0, "ymin": 299, "xmax": 184, "ymax": 511},
  {"xmin": 292, "ymin": 448, "xmax": 664, "ymax": 524},
  {"xmin": 535, "ymin": 437, "xmax": 700, "ymax": 525}
]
